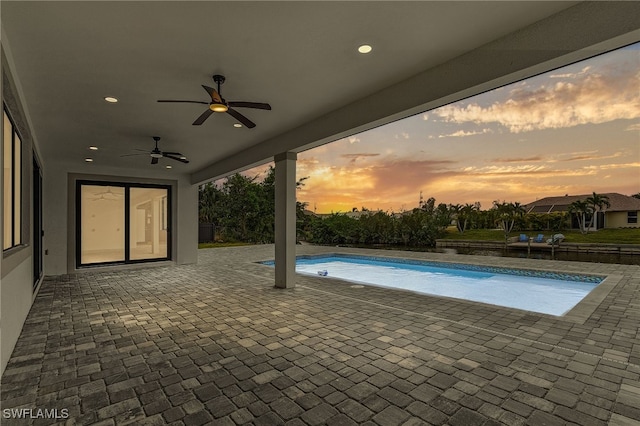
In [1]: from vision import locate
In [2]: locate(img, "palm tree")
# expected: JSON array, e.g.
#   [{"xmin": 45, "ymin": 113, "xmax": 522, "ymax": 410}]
[
  {"xmin": 568, "ymin": 199, "xmax": 592, "ymax": 234},
  {"xmin": 493, "ymin": 201, "xmax": 525, "ymax": 244},
  {"xmin": 585, "ymin": 192, "xmax": 611, "ymax": 231},
  {"xmin": 460, "ymin": 203, "xmax": 478, "ymax": 233},
  {"xmin": 450, "ymin": 204, "xmax": 463, "ymax": 232}
]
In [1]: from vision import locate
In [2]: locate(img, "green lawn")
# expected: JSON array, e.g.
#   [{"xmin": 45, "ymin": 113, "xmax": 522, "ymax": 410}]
[{"xmin": 441, "ymin": 227, "xmax": 640, "ymax": 244}]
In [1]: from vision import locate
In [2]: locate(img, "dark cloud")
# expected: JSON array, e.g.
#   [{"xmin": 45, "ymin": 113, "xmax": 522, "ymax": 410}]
[
  {"xmin": 367, "ymin": 159, "xmax": 458, "ymax": 194},
  {"xmin": 341, "ymin": 153, "xmax": 381, "ymax": 164}
]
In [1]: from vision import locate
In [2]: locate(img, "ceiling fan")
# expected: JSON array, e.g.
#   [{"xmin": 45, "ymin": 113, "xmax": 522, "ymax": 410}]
[
  {"xmin": 94, "ymin": 186, "xmax": 123, "ymax": 197},
  {"xmin": 157, "ymin": 74, "xmax": 271, "ymax": 128},
  {"xmin": 121, "ymin": 136, "xmax": 189, "ymax": 165}
]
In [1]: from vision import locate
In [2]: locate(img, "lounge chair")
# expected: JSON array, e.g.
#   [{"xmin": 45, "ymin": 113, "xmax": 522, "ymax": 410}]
[
  {"xmin": 518, "ymin": 234, "xmax": 529, "ymax": 242},
  {"xmin": 547, "ymin": 233, "xmax": 565, "ymax": 245},
  {"xmin": 533, "ymin": 234, "xmax": 545, "ymax": 243}
]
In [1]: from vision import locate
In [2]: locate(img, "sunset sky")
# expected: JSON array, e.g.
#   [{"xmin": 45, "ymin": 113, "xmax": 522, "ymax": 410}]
[{"xmin": 243, "ymin": 42, "xmax": 639, "ymax": 214}]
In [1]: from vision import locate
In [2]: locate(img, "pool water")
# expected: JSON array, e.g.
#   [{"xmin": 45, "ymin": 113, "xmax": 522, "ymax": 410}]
[{"xmin": 287, "ymin": 255, "xmax": 602, "ymax": 316}]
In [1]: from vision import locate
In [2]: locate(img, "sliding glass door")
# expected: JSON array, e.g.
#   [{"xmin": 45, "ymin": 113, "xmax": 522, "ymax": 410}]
[
  {"xmin": 77, "ymin": 181, "xmax": 170, "ymax": 267},
  {"xmin": 129, "ymin": 187, "xmax": 168, "ymax": 260}
]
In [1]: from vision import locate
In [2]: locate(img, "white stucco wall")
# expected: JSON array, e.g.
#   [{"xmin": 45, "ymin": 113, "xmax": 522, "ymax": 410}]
[
  {"xmin": 1, "ymin": 31, "xmax": 40, "ymax": 375},
  {"xmin": 1, "ymin": 255, "xmax": 33, "ymax": 373},
  {"xmin": 175, "ymin": 177, "xmax": 198, "ymax": 266},
  {"xmin": 42, "ymin": 166, "xmax": 68, "ymax": 276}
]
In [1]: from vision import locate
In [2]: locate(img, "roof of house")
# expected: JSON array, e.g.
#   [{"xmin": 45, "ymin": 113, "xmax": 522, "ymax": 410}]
[{"xmin": 525, "ymin": 193, "xmax": 640, "ymax": 213}]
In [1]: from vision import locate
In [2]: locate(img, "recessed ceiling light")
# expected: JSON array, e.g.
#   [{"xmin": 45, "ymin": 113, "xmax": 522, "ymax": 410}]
[
  {"xmin": 166, "ymin": 165, "xmax": 172, "ymax": 169},
  {"xmin": 104, "ymin": 97, "xmax": 118, "ymax": 103},
  {"xmin": 89, "ymin": 146, "xmax": 98, "ymax": 150},
  {"xmin": 85, "ymin": 158, "xmax": 93, "ymax": 162},
  {"xmin": 358, "ymin": 44, "xmax": 373, "ymax": 54},
  {"xmin": 233, "ymin": 123, "xmax": 242, "ymax": 128}
]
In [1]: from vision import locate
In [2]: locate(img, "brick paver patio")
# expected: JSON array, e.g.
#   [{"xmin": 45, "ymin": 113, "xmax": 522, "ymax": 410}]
[{"xmin": 1, "ymin": 245, "xmax": 639, "ymax": 425}]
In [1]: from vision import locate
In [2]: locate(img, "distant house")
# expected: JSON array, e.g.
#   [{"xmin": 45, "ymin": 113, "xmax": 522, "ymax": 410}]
[{"xmin": 525, "ymin": 193, "xmax": 640, "ymax": 230}]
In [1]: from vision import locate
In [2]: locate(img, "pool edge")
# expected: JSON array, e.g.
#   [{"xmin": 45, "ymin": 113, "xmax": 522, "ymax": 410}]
[
  {"xmin": 562, "ymin": 274, "xmax": 622, "ymax": 324},
  {"xmin": 259, "ymin": 251, "xmax": 614, "ymax": 321}
]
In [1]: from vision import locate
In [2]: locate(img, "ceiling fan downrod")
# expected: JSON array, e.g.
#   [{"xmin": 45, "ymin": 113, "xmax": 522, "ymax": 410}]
[{"xmin": 213, "ymin": 74, "xmax": 226, "ymax": 94}]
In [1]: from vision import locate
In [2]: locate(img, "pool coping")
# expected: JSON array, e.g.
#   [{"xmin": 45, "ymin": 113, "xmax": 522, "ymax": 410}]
[
  {"xmin": 564, "ymin": 273, "xmax": 622, "ymax": 323},
  {"xmin": 259, "ymin": 251, "xmax": 617, "ymax": 324}
]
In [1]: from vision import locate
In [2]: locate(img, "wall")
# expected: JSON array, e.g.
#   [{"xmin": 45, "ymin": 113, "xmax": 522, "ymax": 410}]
[
  {"xmin": 176, "ymin": 177, "xmax": 198, "ymax": 265},
  {"xmin": 607, "ymin": 211, "xmax": 640, "ymax": 229},
  {"xmin": 1, "ymin": 36, "xmax": 39, "ymax": 375},
  {"xmin": 1, "ymin": 257, "xmax": 32, "ymax": 373}
]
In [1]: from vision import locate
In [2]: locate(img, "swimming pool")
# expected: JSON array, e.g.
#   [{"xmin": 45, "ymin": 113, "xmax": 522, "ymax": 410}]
[{"xmin": 263, "ymin": 254, "xmax": 603, "ymax": 316}]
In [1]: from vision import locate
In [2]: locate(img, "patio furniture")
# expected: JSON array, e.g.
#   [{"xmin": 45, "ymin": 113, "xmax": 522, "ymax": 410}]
[
  {"xmin": 547, "ymin": 234, "xmax": 565, "ymax": 245},
  {"xmin": 533, "ymin": 234, "xmax": 545, "ymax": 243}
]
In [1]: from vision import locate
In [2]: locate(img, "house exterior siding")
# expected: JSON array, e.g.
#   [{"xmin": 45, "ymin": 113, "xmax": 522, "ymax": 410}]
[{"xmin": 607, "ymin": 211, "xmax": 640, "ymax": 229}]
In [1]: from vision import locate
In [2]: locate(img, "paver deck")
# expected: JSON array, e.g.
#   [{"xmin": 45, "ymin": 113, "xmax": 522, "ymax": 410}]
[{"xmin": 2, "ymin": 245, "xmax": 639, "ymax": 425}]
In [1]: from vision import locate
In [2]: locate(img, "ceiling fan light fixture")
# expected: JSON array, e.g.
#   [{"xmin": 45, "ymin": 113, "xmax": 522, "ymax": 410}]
[
  {"xmin": 150, "ymin": 152, "xmax": 163, "ymax": 158},
  {"xmin": 210, "ymin": 103, "xmax": 228, "ymax": 113}
]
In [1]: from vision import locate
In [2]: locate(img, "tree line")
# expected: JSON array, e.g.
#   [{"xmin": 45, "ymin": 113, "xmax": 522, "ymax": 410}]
[{"xmin": 199, "ymin": 169, "xmax": 614, "ymax": 246}]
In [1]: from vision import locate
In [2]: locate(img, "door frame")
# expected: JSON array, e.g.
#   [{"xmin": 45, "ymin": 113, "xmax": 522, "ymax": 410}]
[
  {"xmin": 75, "ymin": 180, "xmax": 172, "ymax": 268},
  {"xmin": 32, "ymin": 155, "xmax": 43, "ymax": 288}
]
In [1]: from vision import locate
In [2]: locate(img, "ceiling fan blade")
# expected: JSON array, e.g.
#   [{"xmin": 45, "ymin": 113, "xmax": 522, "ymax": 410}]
[
  {"xmin": 157, "ymin": 100, "xmax": 209, "ymax": 105},
  {"xmin": 120, "ymin": 153, "xmax": 147, "ymax": 157},
  {"xmin": 202, "ymin": 85, "xmax": 214, "ymax": 100},
  {"xmin": 151, "ymin": 157, "xmax": 159, "ymax": 165},
  {"xmin": 202, "ymin": 85, "xmax": 224, "ymax": 103},
  {"xmin": 162, "ymin": 151, "xmax": 182, "ymax": 156},
  {"xmin": 163, "ymin": 154, "xmax": 189, "ymax": 164},
  {"xmin": 193, "ymin": 109, "xmax": 214, "ymax": 125},
  {"xmin": 228, "ymin": 101, "xmax": 271, "ymax": 110},
  {"xmin": 227, "ymin": 108, "xmax": 256, "ymax": 128}
]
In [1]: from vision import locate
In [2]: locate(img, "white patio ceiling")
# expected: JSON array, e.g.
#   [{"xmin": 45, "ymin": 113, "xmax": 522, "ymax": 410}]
[{"xmin": 1, "ymin": 1, "xmax": 638, "ymax": 183}]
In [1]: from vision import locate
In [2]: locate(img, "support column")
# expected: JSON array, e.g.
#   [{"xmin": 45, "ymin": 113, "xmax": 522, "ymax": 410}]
[{"xmin": 274, "ymin": 152, "xmax": 297, "ymax": 289}]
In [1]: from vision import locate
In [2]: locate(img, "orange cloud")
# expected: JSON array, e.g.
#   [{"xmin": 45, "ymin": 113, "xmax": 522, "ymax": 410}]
[
  {"xmin": 433, "ymin": 67, "xmax": 640, "ymax": 132},
  {"xmin": 492, "ymin": 155, "xmax": 544, "ymax": 163},
  {"xmin": 297, "ymin": 157, "xmax": 460, "ymax": 212},
  {"xmin": 438, "ymin": 128, "xmax": 492, "ymax": 138}
]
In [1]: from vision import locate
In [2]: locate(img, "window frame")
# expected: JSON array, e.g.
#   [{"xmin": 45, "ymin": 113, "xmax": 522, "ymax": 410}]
[
  {"xmin": 628, "ymin": 211, "xmax": 638, "ymax": 224},
  {"xmin": 3, "ymin": 105, "xmax": 22, "ymax": 252}
]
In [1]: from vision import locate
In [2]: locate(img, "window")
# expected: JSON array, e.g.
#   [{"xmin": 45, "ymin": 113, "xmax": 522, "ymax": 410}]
[
  {"xmin": 3, "ymin": 107, "xmax": 21, "ymax": 250},
  {"xmin": 629, "ymin": 211, "xmax": 638, "ymax": 224},
  {"xmin": 77, "ymin": 181, "xmax": 170, "ymax": 266}
]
